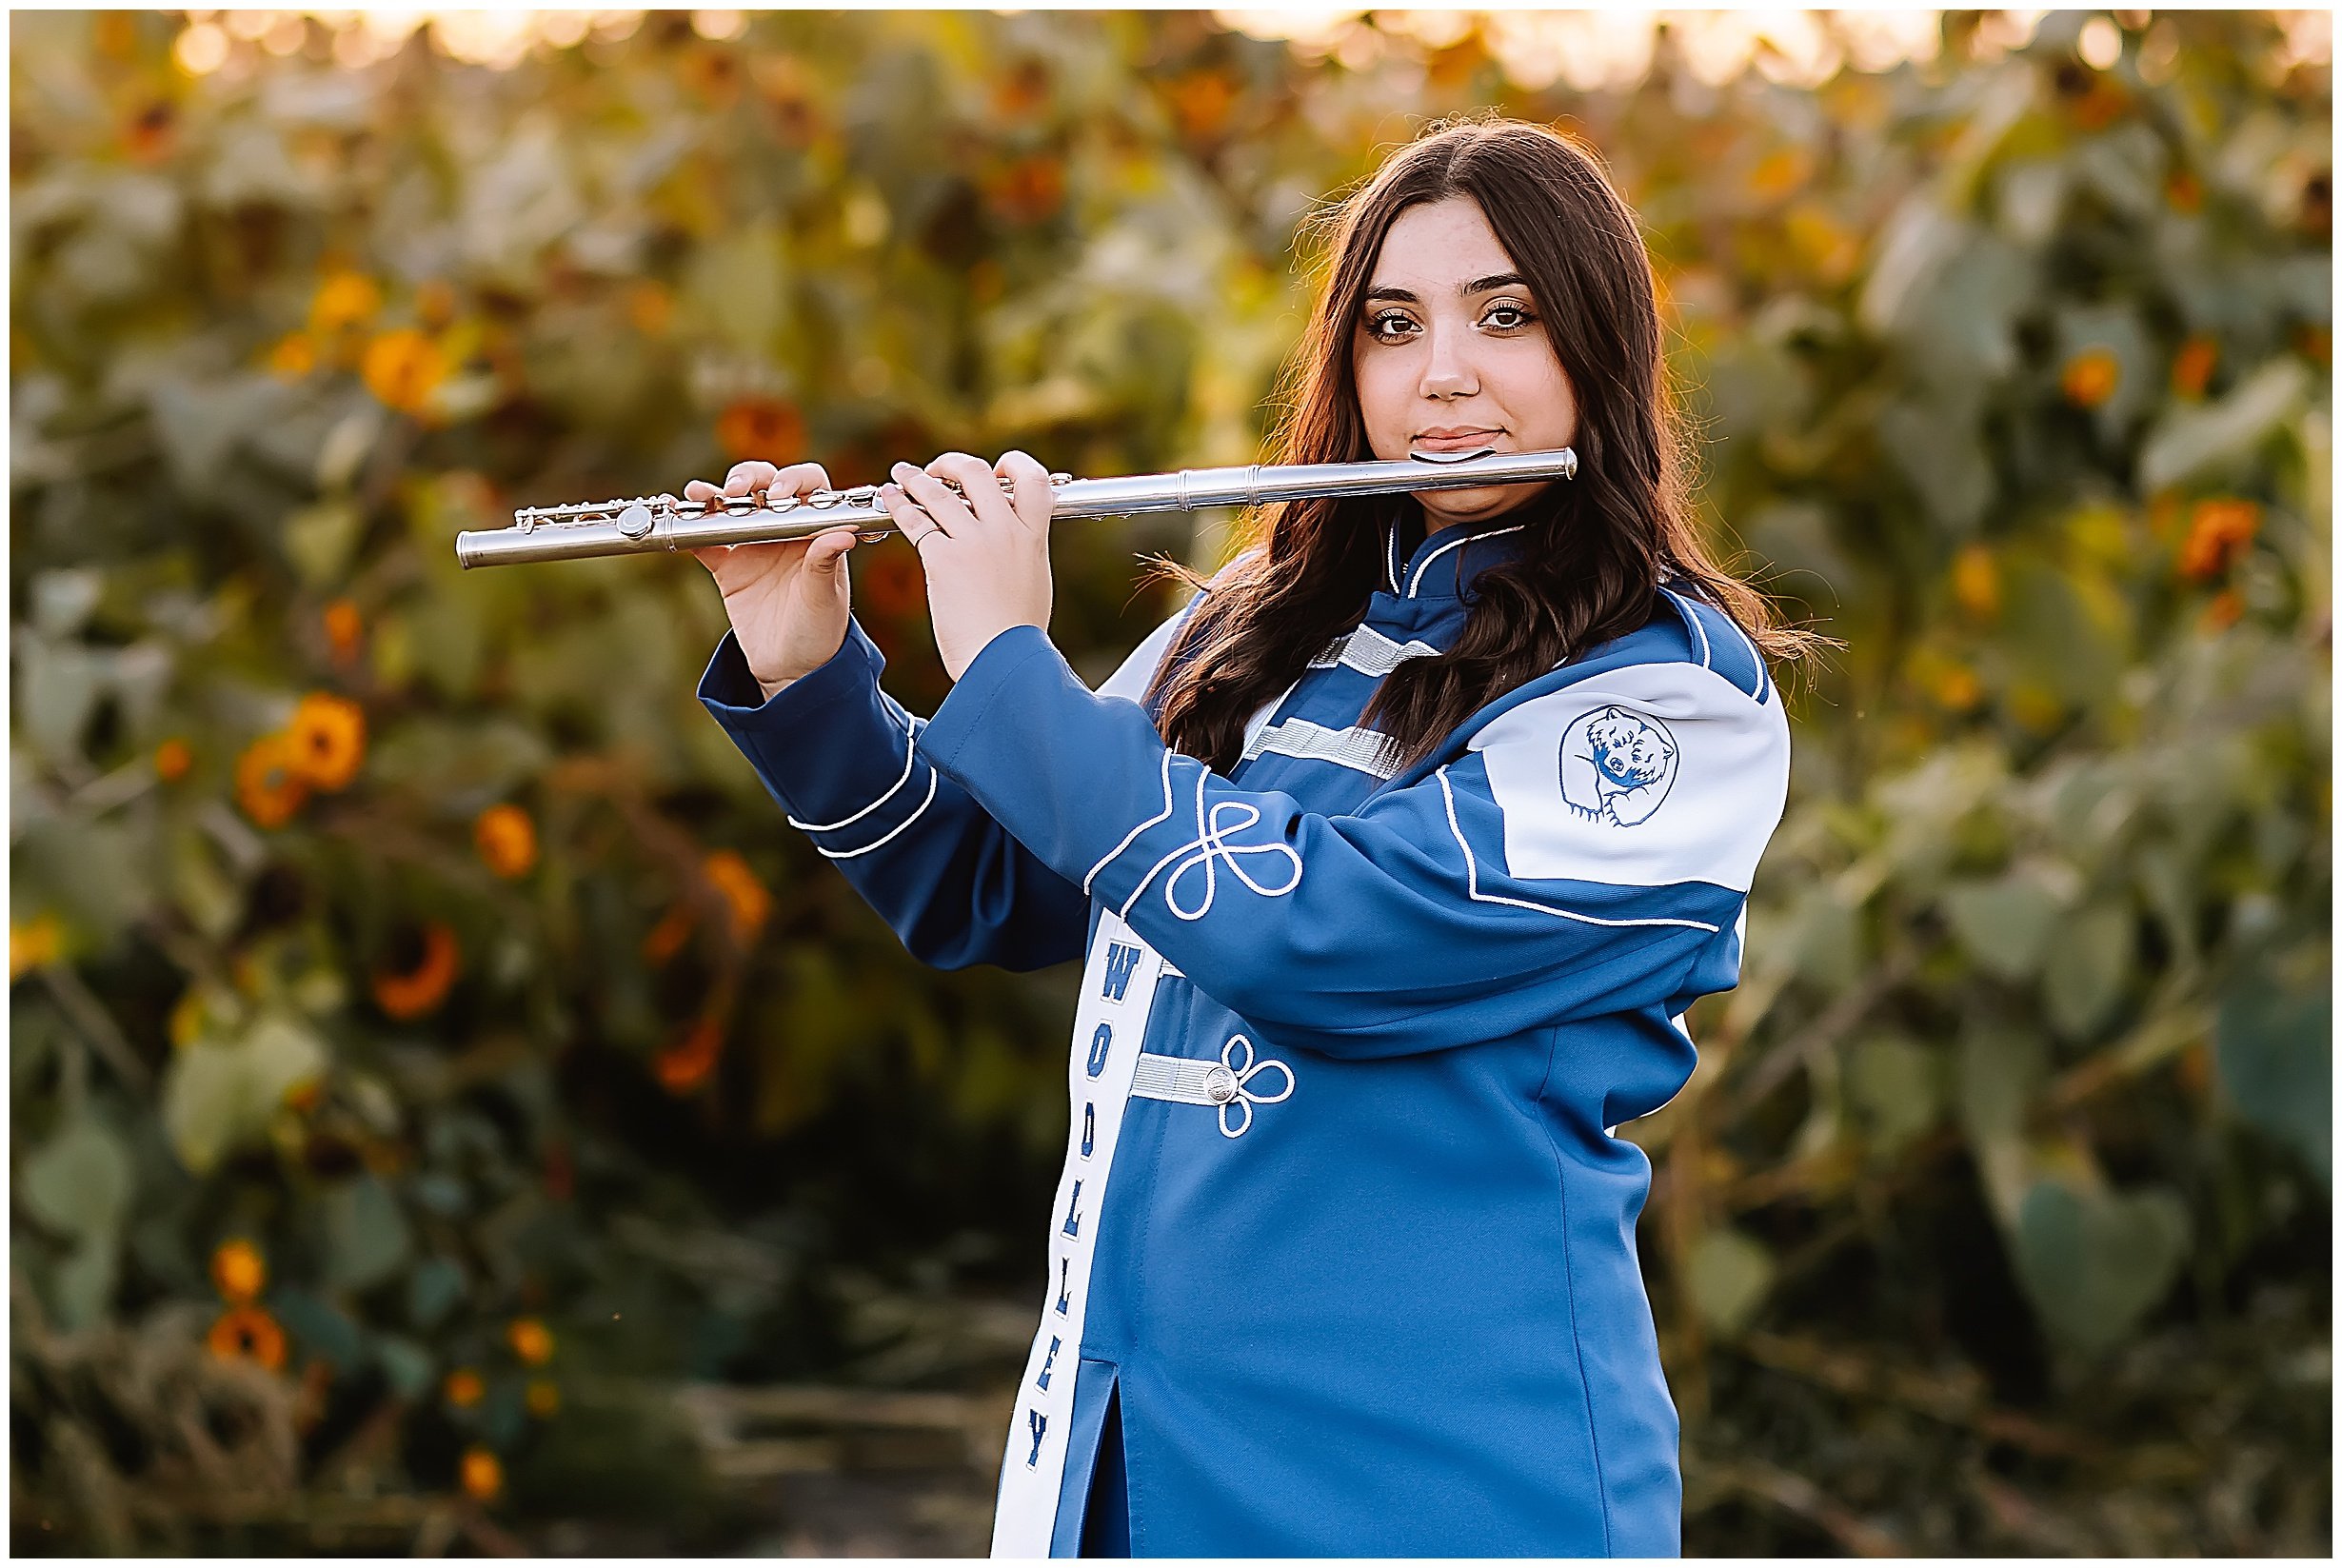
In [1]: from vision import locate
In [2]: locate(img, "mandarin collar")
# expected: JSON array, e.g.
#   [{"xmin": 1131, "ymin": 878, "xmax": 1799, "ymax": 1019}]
[{"xmin": 1379, "ymin": 511, "xmax": 1532, "ymax": 602}]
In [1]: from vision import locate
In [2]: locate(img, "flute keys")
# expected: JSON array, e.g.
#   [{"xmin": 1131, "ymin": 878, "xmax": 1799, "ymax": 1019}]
[{"xmin": 616, "ymin": 503, "xmax": 654, "ymax": 540}]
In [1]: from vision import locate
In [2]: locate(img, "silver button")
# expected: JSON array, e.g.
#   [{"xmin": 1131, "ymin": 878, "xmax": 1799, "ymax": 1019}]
[{"xmin": 1204, "ymin": 1066, "xmax": 1239, "ymax": 1104}]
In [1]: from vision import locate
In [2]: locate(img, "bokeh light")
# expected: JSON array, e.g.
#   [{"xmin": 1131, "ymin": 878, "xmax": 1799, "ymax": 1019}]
[
  {"xmin": 169, "ymin": 9, "xmax": 648, "ymax": 73},
  {"xmin": 1213, "ymin": 9, "xmax": 1954, "ymax": 90}
]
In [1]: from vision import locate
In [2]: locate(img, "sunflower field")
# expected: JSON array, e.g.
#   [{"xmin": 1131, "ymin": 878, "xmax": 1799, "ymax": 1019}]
[{"xmin": 9, "ymin": 9, "xmax": 2330, "ymax": 1556}]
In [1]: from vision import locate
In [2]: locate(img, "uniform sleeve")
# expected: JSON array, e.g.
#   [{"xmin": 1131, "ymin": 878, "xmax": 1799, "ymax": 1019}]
[
  {"xmin": 697, "ymin": 617, "xmax": 1085, "ymax": 970},
  {"xmin": 915, "ymin": 625, "xmax": 1790, "ymax": 1058},
  {"xmin": 697, "ymin": 606, "xmax": 1199, "ymax": 972}
]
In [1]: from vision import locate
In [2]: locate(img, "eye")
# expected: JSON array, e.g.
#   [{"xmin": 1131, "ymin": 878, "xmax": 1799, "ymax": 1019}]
[
  {"xmin": 1364, "ymin": 308, "xmax": 1419, "ymax": 343},
  {"xmin": 1482, "ymin": 301, "xmax": 1537, "ymax": 331}
]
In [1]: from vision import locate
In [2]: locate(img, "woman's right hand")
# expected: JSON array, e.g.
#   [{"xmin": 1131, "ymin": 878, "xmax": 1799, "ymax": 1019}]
[{"xmin": 684, "ymin": 461, "xmax": 861, "ymax": 702}]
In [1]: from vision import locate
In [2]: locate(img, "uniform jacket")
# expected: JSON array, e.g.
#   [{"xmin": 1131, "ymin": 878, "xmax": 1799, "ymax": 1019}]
[{"xmin": 698, "ymin": 513, "xmax": 1792, "ymax": 1557}]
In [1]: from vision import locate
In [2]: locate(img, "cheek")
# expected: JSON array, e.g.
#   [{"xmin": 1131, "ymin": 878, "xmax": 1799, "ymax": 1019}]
[
  {"xmin": 1353, "ymin": 355, "xmax": 1412, "ymax": 433},
  {"xmin": 1495, "ymin": 344, "xmax": 1577, "ymax": 427}
]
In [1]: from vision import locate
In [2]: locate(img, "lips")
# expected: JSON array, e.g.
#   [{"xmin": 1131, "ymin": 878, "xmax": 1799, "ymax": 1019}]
[{"xmin": 1413, "ymin": 427, "xmax": 1502, "ymax": 451}]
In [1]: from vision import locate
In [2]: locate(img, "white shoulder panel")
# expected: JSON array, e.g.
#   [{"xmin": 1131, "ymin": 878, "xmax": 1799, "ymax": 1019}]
[
  {"xmin": 1093, "ymin": 600, "xmax": 1199, "ymax": 705},
  {"xmin": 1469, "ymin": 661, "xmax": 1788, "ymax": 893}
]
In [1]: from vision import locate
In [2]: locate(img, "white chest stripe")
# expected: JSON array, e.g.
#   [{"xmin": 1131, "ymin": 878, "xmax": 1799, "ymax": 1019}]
[
  {"xmin": 1241, "ymin": 715, "xmax": 1403, "ymax": 780},
  {"xmin": 991, "ymin": 911, "xmax": 1167, "ymax": 1557},
  {"xmin": 1309, "ymin": 624, "xmax": 1441, "ymax": 679}
]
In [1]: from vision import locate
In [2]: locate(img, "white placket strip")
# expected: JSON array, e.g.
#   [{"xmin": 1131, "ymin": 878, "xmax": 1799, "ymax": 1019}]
[{"xmin": 989, "ymin": 907, "xmax": 1166, "ymax": 1558}]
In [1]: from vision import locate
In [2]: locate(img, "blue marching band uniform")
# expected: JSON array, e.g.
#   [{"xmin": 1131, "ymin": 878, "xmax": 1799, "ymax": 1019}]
[{"xmin": 699, "ymin": 513, "xmax": 1791, "ymax": 1556}]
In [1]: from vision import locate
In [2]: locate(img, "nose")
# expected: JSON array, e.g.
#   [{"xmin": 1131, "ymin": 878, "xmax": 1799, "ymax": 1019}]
[{"xmin": 1418, "ymin": 318, "xmax": 1479, "ymax": 400}]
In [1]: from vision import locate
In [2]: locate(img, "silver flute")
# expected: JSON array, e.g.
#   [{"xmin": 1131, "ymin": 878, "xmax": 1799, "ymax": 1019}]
[{"xmin": 453, "ymin": 446, "xmax": 1578, "ymax": 568}]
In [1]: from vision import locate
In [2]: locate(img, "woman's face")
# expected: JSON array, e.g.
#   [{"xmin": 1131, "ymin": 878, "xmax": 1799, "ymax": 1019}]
[{"xmin": 1352, "ymin": 195, "xmax": 1578, "ymax": 531}]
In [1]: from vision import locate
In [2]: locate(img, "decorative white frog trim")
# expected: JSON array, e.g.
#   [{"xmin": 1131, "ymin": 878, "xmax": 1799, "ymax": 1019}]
[
  {"xmin": 1129, "ymin": 1033, "xmax": 1296, "ymax": 1138},
  {"xmin": 1090, "ymin": 752, "xmax": 1306, "ymax": 921}
]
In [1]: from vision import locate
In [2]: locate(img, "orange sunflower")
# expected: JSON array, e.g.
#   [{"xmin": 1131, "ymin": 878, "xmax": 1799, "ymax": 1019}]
[
  {"xmin": 506, "ymin": 1317, "xmax": 555, "ymax": 1365},
  {"xmin": 703, "ymin": 850, "xmax": 771, "ymax": 943},
  {"xmin": 2060, "ymin": 348, "xmax": 2119, "ymax": 407},
  {"xmin": 236, "ymin": 733, "xmax": 309, "ymax": 828},
  {"xmin": 1167, "ymin": 70, "xmax": 1235, "ymax": 141},
  {"xmin": 323, "ymin": 599, "xmax": 364, "ymax": 663},
  {"xmin": 2176, "ymin": 498, "xmax": 2260, "ymax": 581},
  {"xmin": 210, "ymin": 1239, "xmax": 267, "ymax": 1302},
  {"xmin": 372, "ymin": 923, "xmax": 460, "ymax": 1020},
  {"xmin": 715, "ymin": 395, "xmax": 805, "ymax": 464},
  {"xmin": 288, "ymin": 692, "xmax": 366, "ymax": 790},
  {"xmin": 10, "ymin": 915, "xmax": 63, "ymax": 982},
  {"xmin": 474, "ymin": 804, "xmax": 538, "ymax": 879},
  {"xmin": 309, "ymin": 270, "xmax": 384, "ymax": 335},
  {"xmin": 1950, "ymin": 546, "xmax": 2000, "ymax": 621},
  {"xmin": 2170, "ymin": 335, "xmax": 2217, "ymax": 399},
  {"xmin": 2199, "ymin": 589, "xmax": 2245, "ymax": 632},
  {"xmin": 459, "ymin": 1445, "xmax": 503, "ymax": 1501},
  {"xmin": 642, "ymin": 903, "xmax": 695, "ymax": 964},
  {"xmin": 268, "ymin": 332, "xmax": 318, "ymax": 380},
  {"xmin": 654, "ymin": 1018, "xmax": 724, "ymax": 1094},
  {"xmin": 362, "ymin": 328, "xmax": 448, "ymax": 416},
  {"xmin": 208, "ymin": 1304, "xmax": 288, "ymax": 1370}
]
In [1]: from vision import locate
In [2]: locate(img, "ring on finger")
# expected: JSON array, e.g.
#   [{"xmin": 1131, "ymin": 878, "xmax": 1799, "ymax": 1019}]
[{"xmin": 893, "ymin": 464, "xmax": 977, "ymax": 526}]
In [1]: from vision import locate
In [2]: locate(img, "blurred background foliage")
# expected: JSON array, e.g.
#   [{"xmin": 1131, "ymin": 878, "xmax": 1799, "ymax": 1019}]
[{"xmin": 9, "ymin": 7, "xmax": 2329, "ymax": 1556}]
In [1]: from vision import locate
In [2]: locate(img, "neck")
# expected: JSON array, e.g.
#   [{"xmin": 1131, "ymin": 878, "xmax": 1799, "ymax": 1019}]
[{"xmin": 1419, "ymin": 496, "xmax": 1538, "ymax": 535}]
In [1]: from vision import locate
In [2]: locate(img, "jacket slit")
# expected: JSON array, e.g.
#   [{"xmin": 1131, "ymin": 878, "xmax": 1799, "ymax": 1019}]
[
  {"xmin": 1078, "ymin": 1379, "xmax": 1132, "ymax": 1557},
  {"xmin": 1048, "ymin": 1359, "xmax": 1121, "ymax": 1555}
]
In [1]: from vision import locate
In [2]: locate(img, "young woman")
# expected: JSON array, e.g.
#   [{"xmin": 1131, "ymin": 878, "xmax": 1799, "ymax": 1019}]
[{"xmin": 688, "ymin": 118, "xmax": 1807, "ymax": 1557}]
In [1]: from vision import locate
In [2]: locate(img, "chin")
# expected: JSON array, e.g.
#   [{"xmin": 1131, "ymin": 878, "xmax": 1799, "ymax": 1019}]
[{"xmin": 1421, "ymin": 481, "xmax": 1550, "ymax": 526}]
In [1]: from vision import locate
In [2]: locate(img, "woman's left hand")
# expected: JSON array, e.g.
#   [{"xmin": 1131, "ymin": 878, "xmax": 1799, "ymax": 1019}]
[{"xmin": 877, "ymin": 450, "xmax": 1056, "ymax": 682}]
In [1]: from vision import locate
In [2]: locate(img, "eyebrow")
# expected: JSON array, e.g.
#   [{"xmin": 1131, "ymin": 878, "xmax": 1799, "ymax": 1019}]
[{"xmin": 1361, "ymin": 272, "xmax": 1530, "ymax": 303}]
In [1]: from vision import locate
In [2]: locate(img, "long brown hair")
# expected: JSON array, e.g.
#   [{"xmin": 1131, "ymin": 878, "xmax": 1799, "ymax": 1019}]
[{"xmin": 1143, "ymin": 116, "xmax": 1817, "ymax": 773}]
